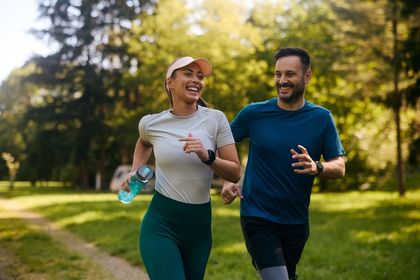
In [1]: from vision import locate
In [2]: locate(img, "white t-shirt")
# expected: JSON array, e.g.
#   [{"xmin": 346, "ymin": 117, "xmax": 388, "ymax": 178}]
[{"xmin": 139, "ymin": 106, "xmax": 235, "ymax": 204}]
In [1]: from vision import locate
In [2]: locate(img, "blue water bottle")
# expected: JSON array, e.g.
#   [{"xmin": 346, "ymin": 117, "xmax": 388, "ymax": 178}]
[{"xmin": 118, "ymin": 165, "xmax": 154, "ymax": 204}]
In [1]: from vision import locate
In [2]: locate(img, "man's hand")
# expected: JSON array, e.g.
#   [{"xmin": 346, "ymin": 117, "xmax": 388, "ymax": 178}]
[
  {"xmin": 291, "ymin": 145, "xmax": 346, "ymax": 178},
  {"xmin": 221, "ymin": 181, "xmax": 243, "ymax": 204},
  {"xmin": 290, "ymin": 145, "xmax": 318, "ymax": 175}
]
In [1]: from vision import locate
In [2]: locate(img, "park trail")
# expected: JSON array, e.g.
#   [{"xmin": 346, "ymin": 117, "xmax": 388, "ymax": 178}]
[{"xmin": 0, "ymin": 198, "xmax": 149, "ymax": 280}]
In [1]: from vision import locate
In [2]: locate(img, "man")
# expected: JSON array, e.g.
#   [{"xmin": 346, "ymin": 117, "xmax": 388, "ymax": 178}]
[{"xmin": 222, "ymin": 47, "xmax": 345, "ymax": 280}]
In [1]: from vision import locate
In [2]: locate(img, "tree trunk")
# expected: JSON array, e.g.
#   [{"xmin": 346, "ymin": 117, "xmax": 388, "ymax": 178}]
[
  {"xmin": 394, "ymin": 107, "xmax": 405, "ymax": 196},
  {"xmin": 8, "ymin": 176, "xmax": 14, "ymax": 191},
  {"xmin": 81, "ymin": 166, "xmax": 90, "ymax": 190},
  {"xmin": 392, "ymin": 0, "xmax": 405, "ymax": 196}
]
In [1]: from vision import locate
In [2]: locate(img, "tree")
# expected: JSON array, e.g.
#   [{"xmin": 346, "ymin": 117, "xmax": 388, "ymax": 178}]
[
  {"xmin": 24, "ymin": 0, "xmax": 154, "ymax": 189},
  {"xmin": 400, "ymin": 0, "xmax": 420, "ymax": 171},
  {"xmin": 128, "ymin": 0, "xmax": 266, "ymax": 164},
  {"xmin": 328, "ymin": 0, "xmax": 419, "ymax": 194},
  {"xmin": 1, "ymin": 153, "xmax": 20, "ymax": 190},
  {"xmin": 0, "ymin": 66, "xmax": 37, "ymax": 182}
]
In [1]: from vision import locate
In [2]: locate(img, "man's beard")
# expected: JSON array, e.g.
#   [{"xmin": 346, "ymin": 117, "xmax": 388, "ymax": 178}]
[{"xmin": 277, "ymin": 77, "xmax": 305, "ymax": 104}]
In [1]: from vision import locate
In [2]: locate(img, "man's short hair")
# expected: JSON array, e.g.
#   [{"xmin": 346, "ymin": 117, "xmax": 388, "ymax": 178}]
[{"xmin": 274, "ymin": 47, "xmax": 311, "ymax": 72}]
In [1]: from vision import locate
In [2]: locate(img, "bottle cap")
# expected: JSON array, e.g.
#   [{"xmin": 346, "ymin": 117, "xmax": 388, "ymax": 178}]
[{"xmin": 135, "ymin": 165, "xmax": 154, "ymax": 183}]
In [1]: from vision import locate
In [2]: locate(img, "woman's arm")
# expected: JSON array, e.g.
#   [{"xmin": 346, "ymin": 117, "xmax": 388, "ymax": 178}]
[
  {"xmin": 130, "ymin": 137, "xmax": 153, "ymax": 173},
  {"xmin": 121, "ymin": 137, "xmax": 153, "ymax": 191},
  {"xmin": 211, "ymin": 143, "xmax": 241, "ymax": 183},
  {"xmin": 179, "ymin": 134, "xmax": 241, "ymax": 183}
]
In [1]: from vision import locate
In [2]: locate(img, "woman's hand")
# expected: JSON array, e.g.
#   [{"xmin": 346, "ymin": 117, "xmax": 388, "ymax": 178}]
[
  {"xmin": 120, "ymin": 171, "xmax": 135, "ymax": 192},
  {"xmin": 180, "ymin": 133, "xmax": 241, "ymax": 183},
  {"xmin": 179, "ymin": 133, "xmax": 209, "ymax": 161}
]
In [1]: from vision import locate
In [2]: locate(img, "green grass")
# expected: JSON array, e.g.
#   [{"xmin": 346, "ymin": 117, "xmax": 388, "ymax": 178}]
[
  {"xmin": 301, "ymin": 191, "xmax": 420, "ymax": 279},
  {"xmin": 0, "ymin": 201, "xmax": 115, "ymax": 279},
  {"xmin": 0, "ymin": 184, "xmax": 419, "ymax": 279}
]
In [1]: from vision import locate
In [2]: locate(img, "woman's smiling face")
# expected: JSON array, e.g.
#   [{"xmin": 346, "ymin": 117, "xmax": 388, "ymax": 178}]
[{"xmin": 167, "ymin": 62, "xmax": 205, "ymax": 105}]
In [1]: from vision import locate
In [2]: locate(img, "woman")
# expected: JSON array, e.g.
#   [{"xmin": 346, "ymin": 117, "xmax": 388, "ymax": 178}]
[{"xmin": 122, "ymin": 56, "xmax": 241, "ymax": 280}]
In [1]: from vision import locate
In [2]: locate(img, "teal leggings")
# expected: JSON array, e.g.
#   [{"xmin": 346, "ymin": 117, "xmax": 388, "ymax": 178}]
[{"xmin": 140, "ymin": 191, "xmax": 212, "ymax": 280}]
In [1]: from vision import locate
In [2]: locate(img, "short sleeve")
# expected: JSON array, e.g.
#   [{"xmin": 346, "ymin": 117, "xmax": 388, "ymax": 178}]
[
  {"xmin": 230, "ymin": 105, "xmax": 251, "ymax": 142},
  {"xmin": 138, "ymin": 115, "xmax": 151, "ymax": 141},
  {"xmin": 322, "ymin": 112, "xmax": 345, "ymax": 160},
  {"xmin": 215, "ymin": 111, "xmax": 235, "ymax": 148}
]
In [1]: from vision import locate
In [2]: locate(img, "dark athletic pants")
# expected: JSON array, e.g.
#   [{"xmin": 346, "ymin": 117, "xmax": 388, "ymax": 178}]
[
  {"xmin": 140, "ymin": 191, "xmax": 212, "ymax": 280},
  {"xmin": 241, "ymin": 216, "xmax": 309, "ymax": 279}
]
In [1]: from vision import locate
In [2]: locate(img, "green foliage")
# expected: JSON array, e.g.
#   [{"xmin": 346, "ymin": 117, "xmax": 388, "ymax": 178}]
[
  {"xmin": 0, "ymin": 66, "xmax": 37, "ymax": 180},
  {"xmin": 128, "ymin": 0, "xmax": 267, "ymax": 119},
  {"xmin": 19, "ymin": 0, "xmax": 156, "ymax": 189},
  {"xmin": 0, "ymin": 0, "xmax": 418, "ymax": 191}
]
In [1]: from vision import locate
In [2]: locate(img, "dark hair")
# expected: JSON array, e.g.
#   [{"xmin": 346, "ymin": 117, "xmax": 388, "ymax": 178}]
[
  {"xmin": 164, "ymin": 68, "xmax": 209, "ymax": 108},
  {"xmin": 274, "ymin": 47, "xmax": 311, "ymax": 72}
]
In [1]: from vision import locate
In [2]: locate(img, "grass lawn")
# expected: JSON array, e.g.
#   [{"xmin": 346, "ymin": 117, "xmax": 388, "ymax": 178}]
[
  {"xmin": 0, "ymin": 197, "xmax": 114, "ymax": 279},
  {"xmin": 0, "ymin": 182, "xmax": 419, "ymax": 279}
]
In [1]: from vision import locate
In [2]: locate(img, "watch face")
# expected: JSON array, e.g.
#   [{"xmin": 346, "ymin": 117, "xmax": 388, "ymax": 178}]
[{"xmin": 316, "ymin": 161, "xmax": 324, "ymax": 173}]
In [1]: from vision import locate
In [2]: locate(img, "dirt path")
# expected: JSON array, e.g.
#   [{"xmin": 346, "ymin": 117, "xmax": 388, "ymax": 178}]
[{"xmin": 0, "ymin": 198, "xmax": 149, "ymax": 280}]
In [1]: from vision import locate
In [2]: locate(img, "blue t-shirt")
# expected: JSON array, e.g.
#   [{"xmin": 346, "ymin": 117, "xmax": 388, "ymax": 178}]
[{"xmin": 231, "ymin": 98, "xmax": 345, "ymax": 224}]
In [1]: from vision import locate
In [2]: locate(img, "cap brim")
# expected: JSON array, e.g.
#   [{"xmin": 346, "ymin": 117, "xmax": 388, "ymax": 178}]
[
  {"xmin": 191, "ymin": 58, "xmax": 212, "ymax": 77},
  {"xmin": 166, "ymin": 57, "xmax": 212, "ymax": 79}
]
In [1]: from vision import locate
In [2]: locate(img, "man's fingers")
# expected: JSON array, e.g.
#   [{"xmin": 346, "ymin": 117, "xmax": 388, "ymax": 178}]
[
  {"xmin": 225, "ymin": 189, "xmax": 236, "ymax": 198},
  {"xmin": 292, "ymin": 160, "xmax": 314, "ymax": 174},
  {"xmin": 291, "ymin": 145, "xmax": 309, "ymax": 159},
  {"xmin": 290, "ymin": 148, "xmax": 298, "ymax": 155},
  {"xmin": 222, "ymin": 192, "xmax": 235, "ymax": 204},
  {"xmin": 234, "ymin": 186, "xmax": 244, "ymax": 199},
  {"xmin": 223, "ymin": 197, "xmax": 234, "ymax": 204},
  {"xmin": 221, "ymin": 183, "xmax": 243, "ymax": 204},
  {"xmin": 297, "ymin": 145, "xmax": 308, "ymax": 154},
  {"xmin": 292, "ymin": 161, "xmax": 311, "ymax": 168},
  {"xmin": 226, "ymin": 187, "xmax": 243, "ymax": 201}
]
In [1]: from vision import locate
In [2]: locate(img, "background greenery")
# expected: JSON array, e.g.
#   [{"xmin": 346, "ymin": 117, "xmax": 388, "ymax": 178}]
[{"xmin": 0, "ymin": 0, "xmax": 418, "ymax": 193}]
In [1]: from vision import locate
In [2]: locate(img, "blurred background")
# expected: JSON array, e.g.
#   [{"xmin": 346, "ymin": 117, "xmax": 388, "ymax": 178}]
[{"xmin": 0, "ymin": 0, "xmax": 418, "ymax": 194}]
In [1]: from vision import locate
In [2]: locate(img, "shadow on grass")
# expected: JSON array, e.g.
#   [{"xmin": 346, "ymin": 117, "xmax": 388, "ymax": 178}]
[{"xmin": 0, "ymin": 185, "xmax": 81, "ymax": 198}]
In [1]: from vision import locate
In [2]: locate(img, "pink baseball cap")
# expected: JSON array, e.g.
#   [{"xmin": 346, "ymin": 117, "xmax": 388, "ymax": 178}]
[{"xmin": 166, "ymin": 57, "xmax": 212, "ymax": 79}]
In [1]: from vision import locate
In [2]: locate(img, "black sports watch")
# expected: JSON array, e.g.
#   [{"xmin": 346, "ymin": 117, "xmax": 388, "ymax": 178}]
[
  {"xmin": 202, "ymin": 149, "xmax": 216, "ymax": 165},
  {"xmin": 315, "ymin": 161, "xmax": 324, "ymax": 175}
]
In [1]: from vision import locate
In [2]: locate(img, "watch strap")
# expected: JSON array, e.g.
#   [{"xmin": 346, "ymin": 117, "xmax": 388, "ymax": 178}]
[
  {"xmin": 202, "ymin": 150, "xmax": 216, "ymax": 165},
  {"xmin": 315, "ymin": 160, "xmax": 324, "ymax": 175}
]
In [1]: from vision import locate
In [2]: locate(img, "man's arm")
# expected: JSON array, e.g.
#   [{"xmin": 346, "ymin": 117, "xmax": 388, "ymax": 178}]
[
  {"xmin": 291, "ymin": 145, "xmax": 345, "ymax": 179},
  {"xmin": 318, "ymin": 156, "xmax": 345, "ymax": 179}
]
